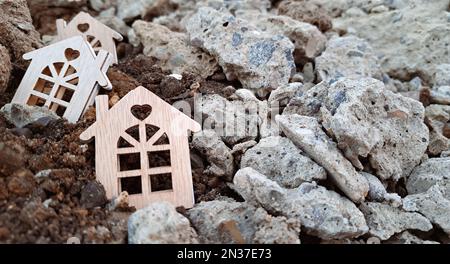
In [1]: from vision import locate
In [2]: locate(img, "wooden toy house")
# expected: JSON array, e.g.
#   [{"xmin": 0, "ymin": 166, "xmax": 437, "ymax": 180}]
[
  {"xmin": 80, "ymin": 86, "xmax": 202, "ymax": 209},
  {"xmin": 11, "ymin": 36, "xmax": 112, "ymax": 123},
  {"xmin": 55, "ymin": 11, "xmax": 123, "ymax": 64}
]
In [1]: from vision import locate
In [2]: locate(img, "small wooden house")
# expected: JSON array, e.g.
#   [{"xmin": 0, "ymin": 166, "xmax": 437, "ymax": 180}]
[
  {"xmin": 55, "ymin": 11, "xmax": 123, "ymax": 64},
  {"xmin": 80, "ymin": 86, "xmax": 202, "ymax": 209},
  {"xmin": 11, "ymin": 36, "xmax": 112, "ymax": 123}
]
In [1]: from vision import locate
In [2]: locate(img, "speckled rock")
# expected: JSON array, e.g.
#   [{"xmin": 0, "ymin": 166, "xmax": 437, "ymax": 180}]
[
  {"xmin": 268, "ymin": 82, "xmax": 305, "ymax": 108},
  {"xmin": 132, "ymin": 20, "xmax": 218, "ymax": 78},
  {"xmin": 128, "ymin": 202, "xmax": 199, "ymax": 244},
  {"xmin": 359, "ymin": 202, "xmax": 432, "ymax": 240},
  {"xmin": 194, "ymin": 94, "xmax": 260, "ymax": 145},
  {"xmin": 425, "ymin": 105, "xmax": 450, "ymax": 155},
  {"xmin": 407, "ymin": 158, "xmax": 450, "ymax": 195},
  {"xmin": 0, "ymin": 0, "xmax": 42, "ymax": 69},
  {"xmin": 236, "ymin": 10, "xmax": 327, "ymax": 63},
  {"xmin": 362, "ymin": 172, "xmax": 401, "ymax": 207},
  {"xmin": 276, "ymin": 114, "xmax": 369, "ymax": 203},
  {"xmin": 277, "ymin": 0, "xmax": 332, "ymax": 32},
  {"xmin": 315, "ymin": 36, "xmax": 383, "ymax": 84},
  {"xmin": 188, "ymin": 199, "xmax": 301, "ymax": 244},
  {"xmin": 433, "ymin": 64, "xmax": 450, "ymax": 88},
  {"xmin": 241, "ymin": 136, "xmax": 326, "ymax": 188},
  {"xmin": 0, "ymin": 103, "xmax": 60, "ymax": 128},
  {"xmin": 333, "ymin": 0, "xmax": 450, "ymax": 84},
  {"xmin": 0, "ymin": 44, "xmax": 11, "ymax": 93},
  {"xmin": 80, "ymin": 181, "xmax": 107, "ymax": 209},
  {"xmin": 116, "ymin": 0, "xmax": 170, "ymax": 21},
  {"xmin": 403, "ymin": 182, "xmax": 450, "ymax": 235},
  {"xmin": 233, "ymin": 168, "xmax": 368, "ymax": 239},
  {"xmin": 387, "ymin": 231, "xmax": 439, "ymax": 244},
  {"xmin": 192, "ymin": 130, "xmax": 234, "ymax": 178},
  {"xmin": 96, "ymin": 7, "xmax": 131, "ymax": 37},
  {"xmin": 186, "ymin": 7, "xmax": 295, "ymax": 95}
]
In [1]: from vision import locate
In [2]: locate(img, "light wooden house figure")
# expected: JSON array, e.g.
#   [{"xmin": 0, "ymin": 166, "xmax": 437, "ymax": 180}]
[
  {"xmin": 80, "ymin": 86, "xmax": 202, "ymax": 209},
  {"xmin": 11, "ymin": 36, "xmax": 112, "ymax": 123},
  {"xmin": 55, "ymin": 11, "xmax": 123, "ymax": 64}
]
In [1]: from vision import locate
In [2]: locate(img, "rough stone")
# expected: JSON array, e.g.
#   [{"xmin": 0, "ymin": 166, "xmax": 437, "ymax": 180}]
[
  {"xmin": 433, "ymin": 64, "xmax": 450, "ymax": 88},
  {"xmin": 333, "ymin": 0, "xmax": 450, "ymax": 84},
  {"xmin": 96, "ymin": 7, "xmax": 131, "ymax": 37},
  {"xmin": 0, "ymin": 0, "xmax": 42, "ymax": 69},
  {"xmin": 315, "ymin": 36, "xmax": 384, "ymax": 84},
  {"xmin": 359, "ymin": 202, "xmax": 432, "ymax": 240},
  {"xmin": 128, "ymin": 202, "xmax": 199, "ymax": 244},
  {"xmin": 362, "ymin": 172, "xmax": 401, "ymax": 207},
  {"xmin": 0, "ymin": 103, "xmax": 60, "ymax": 128},
  {"xmin": 186, "ymin": 7, "xmax": 295, "ymax": 95},
  {"xmin": 233, "ymin": 167, "xmax": 368, "ymax": 239},
  {"xmin": 407, "ymin": 158, "xmax": 450, "ymax": 195},
  {"xmin": 241, "ymin": 136, "xmax": 326, "ymax": 188},
  {"xmin": 192, "ymin": 130, "xmax": 234, "ymax": 178},
  {"xmin": 116, "ymin": 0, "xmax": 170, "ymax": 21},
  {"xmin": 132, "ymin": 20, "xmax": 218, "ymax": 78},
  {"xmin": 0, "ymin": 44, "xmax": 11, "ymax": 93},
  {"xmin": 277, "ymin": 0, "xmax": 332, "ymax": 32},
  {"xmin": 425, "ymin": 104, "xmax": 450, "ymax": 155},
  {"xmin": 430, "ymin": 86, "xmax": 450, "ymax": 105},
  {"xmin": 236, "ymin": 11, "xmax": 327, "ymax": 63},
  {"xmin": 188, "ymin": 199, "xmax": 301, "ymax": 244},
  {"xmin": 276, "ymin": 114, "xmax": 369, "ymax": 203},
  {"xmin": 80, "ymin": 181, "xmax": 107, "ymax": 209},
  {"xmin": 387, "ymin": 231, "xmax": 440, "ymax": 244},
  {"xmin": 403, "ymin": 183, "xmax": 450, "ymax": 235},
  {"xmin": 268, "ymin": 82, "xmax": 304, "ymax": 108}
]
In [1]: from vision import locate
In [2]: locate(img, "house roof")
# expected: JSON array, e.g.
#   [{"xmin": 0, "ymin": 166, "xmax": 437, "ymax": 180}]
[
  {"xmin": 80, "ymin": 86, "xmax": 202, "ymax": 141},
  {"xmin": 70, "ymin": 12, "xmax": 123, "ymax": 41},
  {"xmin": 23, "ymin": 36, "xmax": 110, "ymax": 89}
]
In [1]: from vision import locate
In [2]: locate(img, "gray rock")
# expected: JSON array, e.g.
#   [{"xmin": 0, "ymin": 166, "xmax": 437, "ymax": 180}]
[
  {"xmin": 315, "ymin": 36, "xmax": 383, "ymax": 84},
  {"xmin": 276, "ymin": 114, "xmax": 369, "ymax": 203},
  {"xmin": 236, "ymin": 10, "xmax": 327, "ymax": 63},
  {"xmin": 333, "ymin": 0, "xmax": 450, "ymax": 84},
  {"xmin": 0, "ymin": 44, "xmax": 11, "ymax": 93},
  {"xmin": 359, "ymin": 202, "xmax": 432, "ymax": 240},
  {"xmin": 268, "ymin": 82, "xmax": 305, "ymax": 108},
  {"xmin": 407, "ymin": 158, "xmax": 450, "ymax": 195},
  {"xmin": 116, "ymin": 0, "xmax": 160, "ymax": 21},
  {"xmin": 230, "ymin": 140, "xmax": 257, "ymax": 164},
  {"xmin": 96, "ymin": 7, "xmax": 131, "ymax": 37},
  {"xmin": 192, "ymin": 130, "xmax": 234, "ymax": 178},
  {"xmin": 132, "ymin": 20, "xmax": 218, "ymax": 78},
  {"xmin": 233, "ymin": 167, "xmax": 369, "ymax": 239},
  {"xmin": 425, "ymin": 105, "xmax": 450, "ymax": 155},
  {"xmin": 194, "ymin": 94, "xmax": 260, "ymax": 145},
  {"xmin": 433, "ymin": 64, "xmax": 450, "ymax": 88},
  {"xmin": 80, "ymin": 181, "xmax": 107, "ymax": 209},
  {"xmin": 362, "ymin": 172, "xmax": 401, "ymax": 207},
  {"xmin": 186, "ymin": 7, "xmax": 295, "ymax": 95},
  {"xmin": 241, "ymin": 136, "xmax": 326, "ymax": 188},
  {"xmin": 430, "ymin": 86, "xmax": 450, "ymax": 105},
  {"xmin": 128, "ymin": 202, "xmax": 199, "ymax": 244},
  {"xmin": 387, "ymin": 231, "xmax": 440, "ymax": 244},
  {"xmin": 188, "ymin": 200, "xmax": 301, "ymax": 244},
  {"xmin": 0, "ymin": 103, "xmax": 60, "ymax": 128},
  {"xmin": 289, "ymin": 78, "xmax": 429, "ymax": 181},
  {"xmin": 403, "ymin": 182, "xmax": 450, "ymax": 235}
]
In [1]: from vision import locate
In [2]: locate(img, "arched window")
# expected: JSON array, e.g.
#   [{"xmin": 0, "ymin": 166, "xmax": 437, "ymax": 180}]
[
  {"xmin": 27, "ymin": 48, "xmax": 80, "ymax": 117},
  {"xmin": 116, "ymin": 120, "xmax": 173, "ymax": 196}
]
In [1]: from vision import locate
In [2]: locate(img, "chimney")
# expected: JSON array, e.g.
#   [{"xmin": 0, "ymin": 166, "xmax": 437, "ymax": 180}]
[{"xmin": 95, "ymin": 95, "xmax": 109, "ymax": 120}]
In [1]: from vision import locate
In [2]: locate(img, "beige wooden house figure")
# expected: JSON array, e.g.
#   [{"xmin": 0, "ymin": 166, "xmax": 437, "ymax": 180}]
[
  {"xmin": 55, "ymin": 11, "xmax": 123, "ymax": 64},
  {"xmin": 80, "ymin": 86, "xmax": 202, "ymax": 209},
  {"xmin": 11, "ymin": 36, "xmax": 112, "ymax": 123}
]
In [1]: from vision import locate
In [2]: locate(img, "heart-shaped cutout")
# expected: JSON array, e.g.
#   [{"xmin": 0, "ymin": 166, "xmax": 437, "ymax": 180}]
[
  {"xmin": 64, "ymin": 48, "xmax": 80, "ymax": 61},
  {"xmin": 77, "ymin": 23, "xmax": 90, "ymax": 33},
  {"xmin": 131, "ymin": 104, "xmax": 152, "ymax": 121}
]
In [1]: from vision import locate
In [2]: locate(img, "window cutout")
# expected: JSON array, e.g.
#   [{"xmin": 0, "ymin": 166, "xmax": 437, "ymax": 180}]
[
  {"xmin": 148, "ymin": 150, "xmax": 171, "ymax": 168},
  {"xmin": 41, "ymin": 66, "xmax": 52, "ymax": 77},
  {"xmin": 131, "ymin": 104, "xmax": 152, "ymax": 121},
  {"xmin": 53, "ymin": 62, "xmax": 64, "ymax": 75},
  {"xmin": 120, "ymin": 176, "xmax": 142, "ymax": 195},
  {"xmin": 49, "ymin": 102, "xmax": 67, "ymax": 117},
  {"xmin": 150, "ymin": 173, "xmax": 173, "ymax": 192},
  {"xmin": 145, "ymin": 124, "xmax": 160, "ymax": 141},
  {"xmin": 64, "ymin": 65, "xmax": 77, "ymax": 77},
  {"xmin": 55, "ymin": 86, "xmax": 75, "ymax": 103},
  {"xmin": 125, "ymin": 125, "xmax": 140, "ymax": 142},
  {"xmin": 77, "ymin": 23, "xmax": 90, "ymax": 33},
  {"xmin": 27, "ymin": 95, "xmax": 46, "ymax": 107},
  {"xmin": 153, "ymin": 132, "xmax": 170, "ymax": 145},
  {"xmin": 64, "ymin": 48, "xmax": 80, "ymax": 61},
  {"xmin": 66, "ymin": 76, "xmax": 79, "ymax": 86},
  {"xmin": 117, "ymin": 136, "xmax": 134, "ymax": 148},
  {"xmin": 33, "ymin": 78, "xmax": 54, "ymax": 95},
  {"xmin": 118, "ymin": 152, "xmax": 141, "ymax": 171}
]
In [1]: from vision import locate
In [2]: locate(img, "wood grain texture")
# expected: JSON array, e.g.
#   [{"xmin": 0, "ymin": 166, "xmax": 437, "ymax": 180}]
[
  {"xmin": 80, "ymin": 86, "xmax": 202, "ymax": 209},
  {"xmin": 55, "ymin": 11, "xmax": 123, "ymax": 64},
  {"xmin": 11, "ymin": 36, "xmax": 112, "ymax": 123}
]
